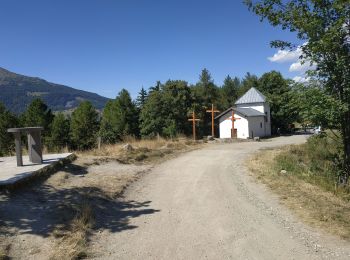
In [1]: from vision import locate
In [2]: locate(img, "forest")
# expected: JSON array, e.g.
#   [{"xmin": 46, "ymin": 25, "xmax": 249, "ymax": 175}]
[{"xmin": 0, "ymin": 68, "xmax": 328, "ymax": 155}]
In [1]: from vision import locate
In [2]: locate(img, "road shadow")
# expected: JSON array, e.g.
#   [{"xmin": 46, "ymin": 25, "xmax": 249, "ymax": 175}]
[{"xmin": 0, "ymin": 163, "xmax": 159, "ymax": 238}]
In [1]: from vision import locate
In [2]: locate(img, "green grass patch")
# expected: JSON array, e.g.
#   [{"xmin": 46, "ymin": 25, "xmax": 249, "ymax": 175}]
[{"xmin": 273, "ymin": 133, "xmax": 350, "ymax": 200}]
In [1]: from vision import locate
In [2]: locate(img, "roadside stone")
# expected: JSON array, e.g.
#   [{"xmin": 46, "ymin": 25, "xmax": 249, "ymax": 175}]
[
  {"xmin": 207, "ymin": 135, "xmax": 214, "ymax": 141},
  {"xmin": 254, "ymin": 137, "xmax": 260, "ymax": 141},
  {"xmin": 123, "ymin": 143, "xmax": 134, "ymax": 152},
  {"xmin": 280, "ymin": 169, "xmax": 287, "ymax": 175}
]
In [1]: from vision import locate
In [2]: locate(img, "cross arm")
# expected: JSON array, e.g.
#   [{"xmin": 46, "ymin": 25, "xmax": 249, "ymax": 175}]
[{"xmin": 206, "ymin": 109, "xmax": 220, "ymax": 113}]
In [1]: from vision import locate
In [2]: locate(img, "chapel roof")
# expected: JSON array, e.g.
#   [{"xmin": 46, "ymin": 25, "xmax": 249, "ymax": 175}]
[
  {"xmin": 235, "ymin": 87, "xmax": 266, "ymax": 105},
  {"xmin": 235, "ymin": 107, "xmax": 265, "ymax": 117},
  {"xmin": 215, "ymin": 106, "xmax": 265, "ymax": 120}
]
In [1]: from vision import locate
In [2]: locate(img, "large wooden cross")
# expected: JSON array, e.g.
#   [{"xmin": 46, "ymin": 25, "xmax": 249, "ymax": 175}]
[
  {"xmin": 188, "ymin": 111, "xmax": 200, "ymax": 140},
  {"xmin": 225, "ymin": 110, "xmax": 240, "ymax": 138},
  {"xmin": 206, "ymin": 104, "xmax": 220, "ymax": 137}
]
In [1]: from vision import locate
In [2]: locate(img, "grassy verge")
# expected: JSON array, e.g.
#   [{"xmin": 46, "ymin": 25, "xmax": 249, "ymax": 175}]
[
  {"xmin": 51, "ymin": 201, "xmax": 94, "ymax": 259},
  {"xmin": 79, "ymin": 137, "xmax": 199, "ymax": 164},
  {"xmin": 247, "ymin": 134, "xmax": 350, "ymax": 240}
]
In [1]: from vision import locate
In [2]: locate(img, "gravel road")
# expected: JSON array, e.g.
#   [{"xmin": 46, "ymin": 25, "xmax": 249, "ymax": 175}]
[{"xmin": 91, "ymin": 135, "xmax": 350, "ymax": 259}]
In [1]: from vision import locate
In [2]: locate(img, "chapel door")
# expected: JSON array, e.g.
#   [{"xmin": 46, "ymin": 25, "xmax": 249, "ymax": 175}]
[{"xmin": 231, "ymin": 128, "xmax": 237, "ymax": 138}]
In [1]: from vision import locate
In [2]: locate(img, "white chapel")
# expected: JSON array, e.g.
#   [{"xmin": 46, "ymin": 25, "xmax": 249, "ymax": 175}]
[{"xmin": 215, "ymin": 87, "xmax": 271, "ymax": 139}]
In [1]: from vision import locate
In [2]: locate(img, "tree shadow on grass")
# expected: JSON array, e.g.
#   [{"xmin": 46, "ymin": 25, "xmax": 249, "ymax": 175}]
[{"xmin": 0, "ymin": 171, "xmax": 159, "ymax": 238}]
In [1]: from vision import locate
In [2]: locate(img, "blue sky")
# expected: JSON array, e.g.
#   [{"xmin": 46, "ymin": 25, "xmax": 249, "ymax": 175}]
[{"xmin": 0, "ymin": 0, "xmax": 304, "ymax": 98}]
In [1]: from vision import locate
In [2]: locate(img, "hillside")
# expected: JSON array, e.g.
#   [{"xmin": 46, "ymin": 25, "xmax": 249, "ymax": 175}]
[{"xmin": 0, "ymin": 67, "xmax": 110, "ymax": 114}]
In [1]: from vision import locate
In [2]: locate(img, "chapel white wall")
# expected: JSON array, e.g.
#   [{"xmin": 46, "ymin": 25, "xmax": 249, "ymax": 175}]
[
  {"xmin": 236, "ymin": 102, "xmax": 265, "ymax": 113},
  {"xmin": 219, "ymin": 113, "xmax": 249, "ymax": 139},
  {"xmin": 219, "ymin": 117, "xmax": 233, "ymax": 138},
  {"xmin": 248, "ymin": 117, "xmax": 266, "ymax": 138},
  {"xmin": 236, "ymin": 102, "xmax": 272, "ymax": 137},
  {"xmin": 235, "ymin": 115, "xmax": 249, "ymax": 139},
  {"xmin": 263, "ymin": 103, "xmax": 271, "ymax": 136}
]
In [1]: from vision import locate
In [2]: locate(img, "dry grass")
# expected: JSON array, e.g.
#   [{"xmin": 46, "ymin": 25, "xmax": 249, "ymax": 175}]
[
  {"xmin": 46, "ymin": 160, "xmax": 142, "ymax": 200},
  {"xmin": 42, "ymin": 145, "xmax": 70, "ymax": 154},
  {"xmin": 248, "ymin": 148, "xmax": 350, "ymax": 240},
  {"xmin": 0, "ymin": 239, "xmax": 11, "ymax": 260},
  {"xmin": 0, "ymin": 246, "xmax": 10, "ymax": 260},
  {"xmin": 51, "ymin": 202, "xmax": 94, "ymax": 260},
  {"xmin": 45, "ymin": 158, "xmax": 144, "ymax": 259},
  {"xmin": 79, "ymin": 137, "xmax": 198, "ymax": 164}
]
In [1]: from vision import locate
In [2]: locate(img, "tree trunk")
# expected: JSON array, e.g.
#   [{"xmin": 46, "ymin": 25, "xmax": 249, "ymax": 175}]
[{"xmin": 340, "ymin": 110, "xmax": 350, "ymax": 184}]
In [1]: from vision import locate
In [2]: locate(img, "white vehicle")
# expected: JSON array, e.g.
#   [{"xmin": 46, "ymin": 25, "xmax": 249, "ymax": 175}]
[{"xmin": 314, "ymin": 126, "xmax": 322, "ymax": 134}]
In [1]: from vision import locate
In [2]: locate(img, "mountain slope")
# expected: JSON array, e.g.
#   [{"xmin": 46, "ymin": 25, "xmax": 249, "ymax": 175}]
[{"xmin": 0, "ymin": 67, "xmax": 110, "ymax": 114}]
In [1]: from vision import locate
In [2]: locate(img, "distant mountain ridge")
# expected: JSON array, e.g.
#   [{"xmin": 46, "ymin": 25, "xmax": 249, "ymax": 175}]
[{"xmin": 0, "ymin": 67, "xmax": 110, "ymax": 114}]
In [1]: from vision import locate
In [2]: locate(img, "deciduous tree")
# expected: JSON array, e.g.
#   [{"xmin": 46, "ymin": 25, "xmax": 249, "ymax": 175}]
[
  {"xmin": 140, "ymin": 80, "xmax": 192, "ymax": 137},
  {"xmin": 258, "ymin": 71, "xmax": 299, "ymax": 132},
  {"xmin": 245, "ymin": 0, "xmax": 350, "ymax": 181}
]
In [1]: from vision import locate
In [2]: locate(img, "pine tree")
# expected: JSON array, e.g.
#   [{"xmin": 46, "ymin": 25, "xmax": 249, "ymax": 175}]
[
  {"xmin": 117, "ymin": 89, "xmax": 139, "ymax": 135},
  {"xmin": 99, "ymin": 100, "xmax": 120, "ymax": 143},
  {"xmin": 70, "ymin": 101, "xmax": 99, "ymax": 150},
  {"xmin": 0, "ymin": 103, "xmax": 18, "ymax": 156},
  {"xmin": 47, "ymin": 113, "xmax": 70, "ymax": 152},
  {"xmin": 99, "ymin": 89, "xmax": 139, "ymax": 143},
  {"xmin": 139, "ymin": 89, "xmax": 165, "ymax": 137},
  {"xmin": 220, "ymin": 75, "xmax": 240, "ymax": 108},
  {"xmin": 22, "ymin": 98, "xmax": 53, "ymax": 136},
  {"xmin": 238, "ymin": 73, "xmax": 259, "ymax": 97},
  {"xmin": 149, "ymin": 81, "xmax": 161, "ymax": 93},
  {"xmin": 197, "ymin": 68, "xmax": 219, "ymax": 105},
  {"xmin": 21, "ymin": 98, "xmax": 54, "ymax": 141},
  {"xmin": 136, "ymin": 87, "xmax": 148, "ymax": 109},
  {"xmin": 192, "ymin": 69, "xmax": 220, "ymax": 136}
]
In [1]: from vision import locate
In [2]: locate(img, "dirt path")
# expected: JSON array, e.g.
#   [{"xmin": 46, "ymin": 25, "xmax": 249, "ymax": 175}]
[{"xmin": 90, "ymin": 135, "xmax": 350, "ymax": 259}]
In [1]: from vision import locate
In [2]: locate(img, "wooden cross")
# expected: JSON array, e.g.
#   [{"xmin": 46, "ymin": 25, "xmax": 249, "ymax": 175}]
[
  {"xmin": 188, "ymin": 111, "xmax": 200, "ymax": 140},
  {"xmin": 225, "ymin": 110, "xmax": 240, "ymax": 138},
  {"xmin": 206, "ymin": 104, "xmax": 220, "ymax": 137}
]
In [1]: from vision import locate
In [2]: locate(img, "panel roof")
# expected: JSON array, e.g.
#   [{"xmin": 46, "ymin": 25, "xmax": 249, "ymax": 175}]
[
  {"xmin": 235, "ymin": 107, "xmax": 265, "ymax": 117},
  {"xmin": 235, "ymin": 87, "xmax": 266, "ymax": 104},
  {"xmin": 215, "ymin": 107, "xmax": 265, "ymax": 120}
]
